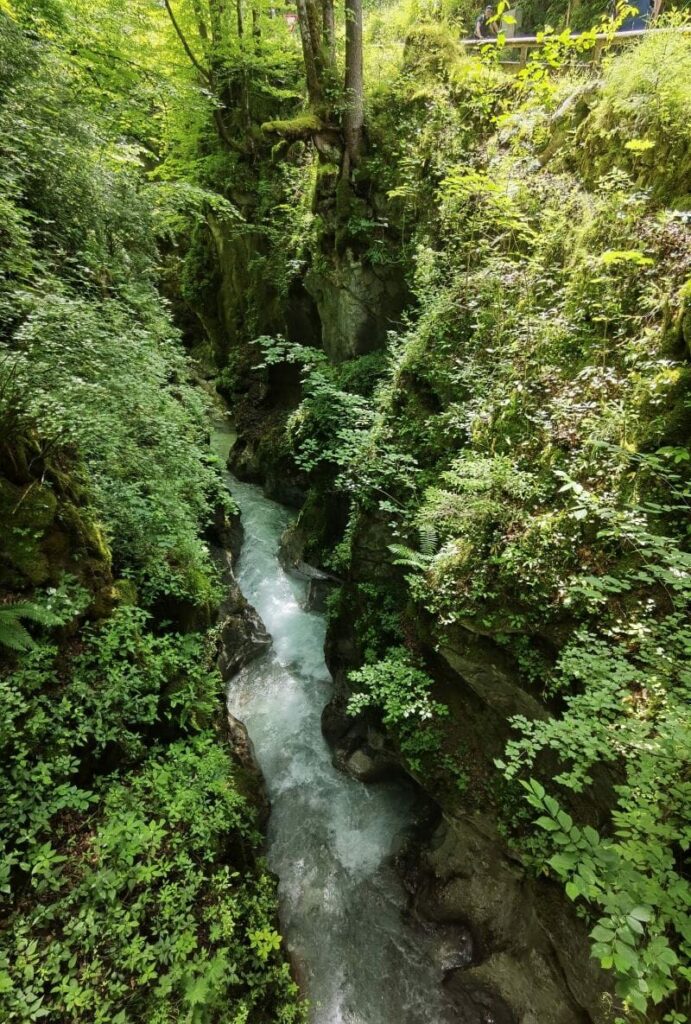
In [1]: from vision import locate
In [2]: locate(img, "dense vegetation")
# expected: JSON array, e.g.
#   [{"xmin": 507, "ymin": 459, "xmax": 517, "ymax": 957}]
[
  {"xmin": 189, "ymin": 5, "xmax": 690, "ymax": 1022},
  {"xmin": 0, "ymin": 3, "xmax": 301, "ymax": 1021},
  {"xmin": 1, "ymin": 0, "xmax": 690, "ymax": 1021}
]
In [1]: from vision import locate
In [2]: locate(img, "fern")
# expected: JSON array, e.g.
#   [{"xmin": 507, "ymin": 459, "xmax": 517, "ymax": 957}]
[
  {"xmin": 388, "ymin": 543, "xmax": 431, "ymax": 571},
  {"xmin": 418, "ymin": 524, "xmax": 438, "ymax": 557},
  {"xmin": 0, "ymin": 602, "xmax": 58, "ymax": 652}
]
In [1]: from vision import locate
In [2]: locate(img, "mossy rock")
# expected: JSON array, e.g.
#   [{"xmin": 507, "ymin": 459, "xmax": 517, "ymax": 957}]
[
  {"xmin": 313, "ymin": 162, "xmax": 339, "ymax": 213},
  {"xmin": 113, "ymin": 578, "xmax": 138, "ymax": 606},
  {"xmin": 0, "ymin": 471, "xmax": 114, "ymax": 614},
  {"xmin": 260, "ymin": 114, "xmax": 323, "ymax": 139},
  {"xmin": 59, "ymin": 503, "xmax": 111, "ymax": 566},
  {"xmin": 632, "ymin": 364, "xmax": 691, "ymax": 449},
  {"xmin": 679, "ymin": 278, "xmax": 691, "ymax": 358},
  {"xmin": 0, "ymin": 476, "xmax": 57, "ymax": 586}
]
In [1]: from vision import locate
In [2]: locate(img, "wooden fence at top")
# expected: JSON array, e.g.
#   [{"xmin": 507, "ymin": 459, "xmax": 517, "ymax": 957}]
[{"xmin": 461, "ymin": 25, "xmax": 690, "ymax": 69}]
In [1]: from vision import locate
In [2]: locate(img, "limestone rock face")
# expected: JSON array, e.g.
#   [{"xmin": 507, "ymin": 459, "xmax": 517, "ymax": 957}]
[
  {"xmin": 437, "ymin": 624, "xmax": 549, "ymax": 725},
  {"xmin": 410, "ymin": 816, "xmax": 611, "ymax": 1024},
  {"xmin": 224, "ymin": 710, "xmax": 270, "ymax": 825},
  {"xmin": 211, "ymin": 543, "xmax": 271, "ymax": 681},
  {"xmin": 217, "ymin": 561, "xmax": 271, "ymax": 680},
  {"xmin": 205, "ymin": 214, "xmax": 320, "ymax": 368},
  {"xmin": 305, "ymin": 257, "xmax": 409, "ymax": 363}
]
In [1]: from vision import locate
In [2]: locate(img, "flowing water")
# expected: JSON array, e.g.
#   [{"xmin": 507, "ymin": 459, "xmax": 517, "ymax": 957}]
[{"xmin": 212, "ymin": 420, "xmax": 462, "ymax": 1024}]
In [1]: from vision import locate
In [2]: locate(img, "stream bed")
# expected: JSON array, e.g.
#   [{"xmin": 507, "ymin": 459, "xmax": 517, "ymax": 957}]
[{"xmin": 213, "ymin": 422, "xmax": 465, "ymax": 1024}]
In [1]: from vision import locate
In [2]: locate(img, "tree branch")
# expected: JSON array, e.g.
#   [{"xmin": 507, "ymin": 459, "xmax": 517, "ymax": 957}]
[{"xmin": 163, "ymin": 0, "xmax": 212, "ymax": 83}]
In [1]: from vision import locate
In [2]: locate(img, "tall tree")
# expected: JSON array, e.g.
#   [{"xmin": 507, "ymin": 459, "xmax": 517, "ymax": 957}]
[
  {"xmin": 292, "ymin": 0, "xmax": 365, "ymax": 168},
  {"xmin": 343, "ymin": 0, "xmax": 363, "ymax": 163},
  {"xmin": 322, "ymin": 0, "xmax": 335, "ymax": 68},
  {"xmin": 295, "ymin": 0, "xmax": 323, "ymax": 106}
]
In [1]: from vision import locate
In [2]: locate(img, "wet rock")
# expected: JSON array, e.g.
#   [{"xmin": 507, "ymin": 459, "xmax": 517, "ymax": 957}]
[
  {"xmin": 348, "ymin": 511, "xmax": 401, "ymax": 583},
  {"xmin": 218, "ymin": 584, "xmax": 271, "ymax": 679},
  {"xmin": 342, "ymin": 744, "xmax": 402, "ymax": 784},
  {"xmin": 214, "ymin": 550, "xmax": 271, "ymax": 680},
  {"xmin": 227, "ymin": 435, "xmax": 264, "ymax": 486},
  {"xmin": 279, "ymin": 488, "xmax": 349, "ymax": 572},
  {"xmin": 282, "ymin": 558, "xmax": 339, "ymax": 613},
  {"xmin": 437, "ymin": 624, "xmax": 548, "ymax": 724},
  {"xmin": 321, "ymin": 687, "xmax": 353, "ymax": 745},
  {"xmin": 213, "ymin": 542, "xmax": 271, "ymax": 820},
  {"xmin": 411, "ymin": 816, "xmax": 612, "ymax": 1024},
  {"xmin": 207, "ymin": 503, "xmax": 244, "ymax": 563},
  {"xmin": 428, "ymin": 922, "xmax": 475, "ymax": 973},
  {"xmin": 263, "ymin": 464, "xmax": 309, "ymax": 509},
  {"xmin": 444, "ymin": 973, "xmax": 516, "ymax": 1024},
  {"xmin": 305, "ymin": 256, "xmax": 409, "ymax": 364},
  {"xmin": 305, "ymin": 575, "xmax": 336, "ymax": 612},
  {"xmin": 223, "ymin": 711, "xmax": 270, "ymax": 824}
]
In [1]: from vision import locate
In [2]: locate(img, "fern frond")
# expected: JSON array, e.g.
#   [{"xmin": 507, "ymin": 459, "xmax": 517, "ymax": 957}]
[
  {"xmin": 0, "ymin": 612, "xmax": 34, "ymax": 652},
  {"xmin": 388, "ymin": 544, "xmax": 430, "ymax": 571},
  {"xmin": 3, "ymin": 601, "xmax": 58, "ymax": 626},
  {"xmin": 418, "ymin": 524, "xmax": 438, "ymax": 557},
  {"xmin": 0, "ymin": 601, "xmax": 59, "ymax": 652}
]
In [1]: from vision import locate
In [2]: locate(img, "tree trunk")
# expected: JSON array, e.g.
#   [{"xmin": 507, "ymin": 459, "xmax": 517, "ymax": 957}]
[
  {"xmin": 322, "ymin": 0, "xmax": 335, "ymax": 67},
  {"xmin": 208, "ymin": 0, "xmax": 227, "ymax": 47},
  {"xmin": 295, "ymin": 0, "xmax": 322, "ymax": 105},
  {"xmin": 344, "ymin": 0, "xmax": 363, "ymax": 163},
  {"xmin": 191, "ymin": 0, "xmax": 210, "ymax": 56},
  {"xmin": 164, "ymin": 0, "xmax": 212, "ymax": 84}
]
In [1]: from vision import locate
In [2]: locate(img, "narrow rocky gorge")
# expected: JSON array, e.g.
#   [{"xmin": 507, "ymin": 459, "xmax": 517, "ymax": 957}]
[
  {"xmin": 2, "ymin": 5, "xmax": 687, "ymax": 1022},
  {"xmin": 213, "ymin": 414, "xmax": 519, "ymax": 1024},
  {"xmin": 217, "ymin": 345, "xmax": 611, "ymax": 1024}
]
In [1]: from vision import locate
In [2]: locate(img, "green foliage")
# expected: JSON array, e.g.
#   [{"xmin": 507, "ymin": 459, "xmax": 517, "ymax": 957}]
[
  {"xmin": 520, "ymin": 779, "xmax": 690, "ymax": 1018},
  {"xmin": 493, "ymin": 470, "xmax": 691, "ymax": 1019},
  {"xmin": 580, "ymin": 23, "xmax": 691, "ymax": 203},
  {"xmin": 348, "ymin": 647, "xmax": 447, "ymax": 725},
  {"xmin": 0, "ymin": 605, "xmax": 221, "ymax": 897},
  {"xmin": 298, "ymin": 21, "xmax": 691, "ymax": 1021},
  {"xmin": 347, "ymin": 647, "xmax": 452, "ymax": 778},
  {"xmin": 0, "ymin": 601, "xmax": 58, "ymax": 652},
  {"xmin": 7, "ymin": 297, "xmax": 227, "ymax": 606},
  {"xmin": 0, "ymin": 737, "xmax": 302, "ymax": 1024},
  {"xmin": 0, "ymin": 7, "xmax": 230, "ymax": 608},
  {"xmin": 0, "ymin": 6, "xmax": 301, "ymax": 1022}
]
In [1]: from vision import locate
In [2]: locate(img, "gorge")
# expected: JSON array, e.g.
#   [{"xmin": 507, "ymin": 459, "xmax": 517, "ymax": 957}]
[{"xmin": 1, "ymin": 2, "xmax": 689, "ymax": 1023}]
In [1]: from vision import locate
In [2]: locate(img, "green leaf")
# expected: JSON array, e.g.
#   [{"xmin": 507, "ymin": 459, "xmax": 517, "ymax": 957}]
[
  {"xmin": 629, "ymin": 906, "xmax": 653, "ymax": 923},
  {"xmin": 536, "ymin": 816, "xmax": 560, "ymax": 831}
]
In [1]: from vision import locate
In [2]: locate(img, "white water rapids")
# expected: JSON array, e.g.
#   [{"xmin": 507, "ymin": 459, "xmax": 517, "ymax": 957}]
[{"xmin": 213, "ymin": 422, "xmax": 464, "ymax": 1024}]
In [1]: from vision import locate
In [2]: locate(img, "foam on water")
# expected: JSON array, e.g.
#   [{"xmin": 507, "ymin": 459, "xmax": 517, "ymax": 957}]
[{"xmin": 215, "ymin": 424, "xmax": 461, "ymax": 1023}]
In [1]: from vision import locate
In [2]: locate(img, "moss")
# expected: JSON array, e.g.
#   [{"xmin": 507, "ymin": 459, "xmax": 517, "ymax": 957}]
[
  {"xmin": 59, "ymin": 502, "xmax": 111, "ymax": 567},
  {"xmin": 260, "ymin": 114, "xmax": 323, "ymax": 139},
  {"xmin": 0, "ymin": 477, "xmax": 57, "ymax": 587},
  {"xmin": 402, "ymin": 22, "xmax": 464, "ymax": 76},
  {"xmin": 113, "ymin": 578, "xmax": 138, "ymax": 606},
  {"xmin": 679, "ymin": 278, "xmax": 691, "ymax": 357},
  {"xmin": 0, "ymin": 468, "xmax": 115, "ymax": 612}
]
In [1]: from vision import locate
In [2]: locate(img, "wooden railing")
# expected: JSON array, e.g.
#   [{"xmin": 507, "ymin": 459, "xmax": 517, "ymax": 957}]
[{"xmin": 461, "ymin": 25, "xmax": 690, "ymax": 69}]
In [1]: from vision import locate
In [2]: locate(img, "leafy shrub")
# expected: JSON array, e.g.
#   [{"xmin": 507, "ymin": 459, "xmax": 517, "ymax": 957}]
[
  {"xmin": 312, "ymin": 25, "xmax": 691, "ymax": 1021},
  {"xmin": 0, "ymin": 737, "xmax": 302, "ymax": 1024},
  {"xmin": 0, "ymin": 12, "xmax": 300, "ymax": 1023}
]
